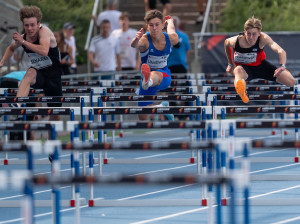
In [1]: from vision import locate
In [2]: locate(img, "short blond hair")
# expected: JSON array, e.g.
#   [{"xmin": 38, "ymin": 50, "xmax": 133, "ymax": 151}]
[
  {"xmin": 20, "ymin": 6, "xmax": 42, "ymax": 23},
  {"xmin": 244, "ymin": 16, "xmax": 262, "ymax": 32}
]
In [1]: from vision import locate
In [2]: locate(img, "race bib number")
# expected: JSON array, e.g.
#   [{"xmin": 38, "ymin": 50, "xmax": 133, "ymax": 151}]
[
  {"xmin": 234, "ymin": 52, "xmax": 257, "ymax": 64},
  {"xmin": 146, "ymin": 55, "xmax": 168, "ymax": 69},
  {"xmin": 28, "ymin": 53, "xmax": 52, "ymax": 69}
]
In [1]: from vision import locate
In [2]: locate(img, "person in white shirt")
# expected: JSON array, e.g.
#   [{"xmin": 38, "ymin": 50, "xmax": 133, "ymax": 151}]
[
  {"xmin": 111, "ymin": 12, "xmax": 141, "ymax": 70},
  {"xmin": 93, "ymin": 0, "xmax": 121, "ymax": 33},
  {"xmin": 63, "ymin": 22, "xmax": 77, "ymax": 74},
  {"xmin": 89, "ymin": 19, "xmax": 121, "ymax": 79}
]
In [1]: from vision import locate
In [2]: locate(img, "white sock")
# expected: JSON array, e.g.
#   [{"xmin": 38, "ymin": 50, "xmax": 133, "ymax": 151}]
[{"xmin": 148, "ymin": 78, "xmax": 153, "ymax": 87}]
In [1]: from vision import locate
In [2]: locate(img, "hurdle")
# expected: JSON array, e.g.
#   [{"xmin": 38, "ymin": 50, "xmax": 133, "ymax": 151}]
[
  {"xmin": 0, "ymin": 86, "xmax": 199, "ymax": 96},
  {"xmin": 13, "ymin": 172, "xmax": 238, "ymax": 224},
  {"xmin": 202, "ymin": 85, "xmax": 296, "ymax": 94},
  {"xmin": 0, "ymin": 121, "xmax": 63, "ymax": 165},
  {"xmin": 54, "ymin": 140, "xmax": 241, "ymax": 211},
  {"xmin": 61, "ymin": 79, "xmax": 197, "ymax": 87},
  {"xmin": 0, "ymin": 141, "xmax": 86, "ymax": 209},
  {"xmin": 198, "ymin": 79, "xmax": 298, "ymax": 86},
  {"xmin": 115, "ymin": 73, "xmax": 196, "ymax": 80}
]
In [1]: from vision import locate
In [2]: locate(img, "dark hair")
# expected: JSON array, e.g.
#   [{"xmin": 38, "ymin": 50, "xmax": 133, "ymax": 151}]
[
  {"xmin": 19, "ymin": 6, "xmax": 42, "ymax": 23},
  {"xmin": 54, "ymin": 30, "xmax": 66, "ymax": 52},
  {"xmin": 144, "ymin": 9, "xmax": 163, "ymax": 23},
  {"xmin": 119, "ymin": 12, "xmax": 130, "ymax": 20},
  {"xmin": 100, "ymin": 19, "xmax": 110, "ymax": 26}
]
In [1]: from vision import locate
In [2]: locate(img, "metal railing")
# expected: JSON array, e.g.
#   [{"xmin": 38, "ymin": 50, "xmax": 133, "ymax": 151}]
[{"xmin": 84, "ymin": 0, "xmax": 103, "ymax": 74}]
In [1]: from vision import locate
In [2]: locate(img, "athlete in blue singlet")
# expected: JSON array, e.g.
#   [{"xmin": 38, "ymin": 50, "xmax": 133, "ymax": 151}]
[{"xmin": 131, "ymin": 10, "xmax": 178, "ymax": 120}]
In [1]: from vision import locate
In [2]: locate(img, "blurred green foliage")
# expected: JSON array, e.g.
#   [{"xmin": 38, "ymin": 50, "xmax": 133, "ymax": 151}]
[
  {"xmin": 219, "ymin": 0, "xmax": 300, "ymax": 32},
  {"xmin": 22, "ymin": 0, "xmax": 96, "ymax": 64}
]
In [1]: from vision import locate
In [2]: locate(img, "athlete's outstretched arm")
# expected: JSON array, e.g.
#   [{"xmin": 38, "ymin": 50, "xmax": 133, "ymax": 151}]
[
  {"xmin": 263, "ymin": 33, "xmax": 286, "ymax": 65},
  {"xmin": 224, "ymin": 36, "xmax": 237, "ymax": 74},
  {"xmin": 0, "ymin": 41, "xmax": 20, "ymax": 68},
  {"xmin": 165, "ymin": 16, "xmax": 178, "ymax": 46},
  {"xmin": 131, "ymin": 28, "xmax": 145, "ymax": 48}
]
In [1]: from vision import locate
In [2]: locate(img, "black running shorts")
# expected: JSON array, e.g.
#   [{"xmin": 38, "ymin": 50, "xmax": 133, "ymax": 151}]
[
  {"xmin": 31, "ymin": 69, "xmax": 62, "ymax": 107},
  {"xmin": 241, "ymin": 60, "xmax": 277, "ymax": 82}
]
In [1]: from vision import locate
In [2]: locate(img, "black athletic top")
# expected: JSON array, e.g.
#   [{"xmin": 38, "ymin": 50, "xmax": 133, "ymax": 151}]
[
  {"xmin": 233, "ymin": 35, "xmax": 266, "ymax": 66},
  {"xmin": 22, "ymin": 26, "xmax": 62, "ymax": 77}
]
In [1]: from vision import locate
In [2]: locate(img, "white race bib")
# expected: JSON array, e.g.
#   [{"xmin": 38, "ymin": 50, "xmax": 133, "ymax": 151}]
[
  {"xmin": 28, "ymin": 53, "xmax": 52, "ymax": 69},
  {"xmin": 146, "ymin": 55, "xmax": 168, "ymax": 69},
  {"xmin": 234, "ymin": 52, "xmax": 257, "ymax": 64}
]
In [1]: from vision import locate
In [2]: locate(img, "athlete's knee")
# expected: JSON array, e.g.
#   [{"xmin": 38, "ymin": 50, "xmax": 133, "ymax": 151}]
[
  {"xmin": 24, "ymin": 68, "xmax": 36, "ymax": 80},
  {"xmin": 24, "ymin": 68, "xmax": 37, "ymax": 85},
  {"xmin": 286, "ymin": 77, "xmax": 296, "ymax": 87},
  {"xmin": 234, "ymin": 65, "xmax": 244, "ymax": 74}
]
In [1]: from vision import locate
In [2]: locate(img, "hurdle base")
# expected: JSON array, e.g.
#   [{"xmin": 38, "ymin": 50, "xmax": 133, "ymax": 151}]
[
  {"xmin": 70, "ymin": 198, "xmax": 86, "ymax": 207},
  {"xmin": 103, "ymin": 158, "xmax": 193, "ymax": 164},
  {"xmin": 93, "ymin": 199, "xmax": 208, "ymax": 207},
  {"xmin": 221, "ymin": 198, "xmax": 227, "ymax": 206}
]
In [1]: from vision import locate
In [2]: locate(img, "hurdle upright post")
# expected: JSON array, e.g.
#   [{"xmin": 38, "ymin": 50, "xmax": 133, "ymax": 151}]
[
  {"xmin": 80, "ymin": 98, "xmax": 87, "ymax": 175},
  {"xmin": 22, "ymin": 103, "xmax": 27, "ymax": 142},
  {"xmin": 23, "ymin": 180, "xmax": 34, "ymax": 224},
  {"xmin": 243, "ymin": 143, "xmax": 250, "ymax": 224},
  {"xmin": 294, "ymin": 86, "xmax": 299, "ymax": 162},
  {"xmin": 201, "ymin": 108, "xmax": 207, "ymax": 205},
  {"xmin": 207, "ymin": 123, "xmax": 214, "ymax": 224},
  {"xmin": 51, "ymin": 146, "xmax": 61, "ymax": 224},
  {"xmin": 215, "ymin": 143, "xmax": 222, "ymax": 224},
  {"xmin": 3, "ymin": 90, "xmax": 8, "ymax": 165}
]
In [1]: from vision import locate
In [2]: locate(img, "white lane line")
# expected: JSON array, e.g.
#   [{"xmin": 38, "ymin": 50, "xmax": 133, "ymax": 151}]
[
  {"xmin": 128, "ymin": 164, "xmax": 196, "ymax": 176},
  {"xmin": 250, "ymin": 163, "xmax": 300, "ymax": 174},
  {"xmin": 130, "ymin": 207, "xmax": 209, "ymax": 224},
  {"xmin": 118, "ymin": 184, "xmax": 194, "ymax": 200},
  {"xmin": 136, "ymin": 151, "xmax": 186, "ymax": 159},
  {"xmin": 271, "ymin": 216, "xmax": 300, "ymax": 224},
  {"xmin": 249, "ymin": 184, "xmax": 300, "ymax": 199},
  {"xmin": 0, "ymin": 186, "xmax": 70, "ymax": 200}
]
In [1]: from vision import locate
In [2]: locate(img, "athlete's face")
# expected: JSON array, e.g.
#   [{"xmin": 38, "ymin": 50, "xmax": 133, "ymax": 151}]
[
  {"xmin": 100, "ymin": 22, "xmax": 111, "ymax": 38},
  {"xmin": 23, "ymin": 17, "xmax": 40, "ymax": 38},
  {"xmin": 147, "ymin": 18, "xmax": 164, "ymax": 36},
  {"xmin": 244, "ymin": 28, "xmax": 260, "ymax": 46},
  {"xmin": 119, "ymin": 17, "xmax": 129, "ymax": 31}
]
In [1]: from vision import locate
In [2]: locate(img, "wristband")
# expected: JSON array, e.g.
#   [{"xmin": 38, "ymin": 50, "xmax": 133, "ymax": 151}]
[
  {"xmin": 279, "ymin": 64, "xmax": 286, "ymax": 68},
  {"xmin": 228, "ymin": 64, "xmax": 234, "ymax": 67},
  {"xmin": 22, "ymin": 40, "xmax": 25, "ymax": 45}
]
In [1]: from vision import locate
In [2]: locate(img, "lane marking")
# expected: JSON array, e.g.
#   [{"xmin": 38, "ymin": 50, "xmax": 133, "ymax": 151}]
[
  {"xmin": 130, "ymin": 207, "xmax": 210, "ymax": 224},
  {"xmin": 271, "ymin": 216, "xmax": 300, "ymax": 224}
]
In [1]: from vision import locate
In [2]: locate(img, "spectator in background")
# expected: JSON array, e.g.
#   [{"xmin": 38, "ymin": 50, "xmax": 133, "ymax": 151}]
[
  {"xmin": 168, "ymin": 16, "xmax": 190, "ymax": 73},
  {"xmin": 144, "ymin": 0, "xmax": 172, "ymax": 16},
  {"xmin": 63, "ymin": 22, "xmax": 77, "ymax": 74},
  {"xmin": 88, "ymin": 19, "xmax": 121, "ymax": 79},
  {"xmin": 54, "ymin": 30, "xmax": 73, "ymax": 75},
  {"xmin": 94, "ymin": 0, "xmax": 121, "ymax": 33},
  {"xmin": 112, "ymin": 12, "xmax": 141, "ymax": 71},
  {"xmin": 195, "ymin": 0, "xmax": 207, "ymax": 24}
]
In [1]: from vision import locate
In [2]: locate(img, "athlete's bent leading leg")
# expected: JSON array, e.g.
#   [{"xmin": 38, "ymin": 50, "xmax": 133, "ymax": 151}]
[
  {"xmin": 16, "ymin": 68, "xmax": 37, "ymax": 97},
  {"xmin": 233, "ymin": 65, "xmax": 249, "ymax": 103}
]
